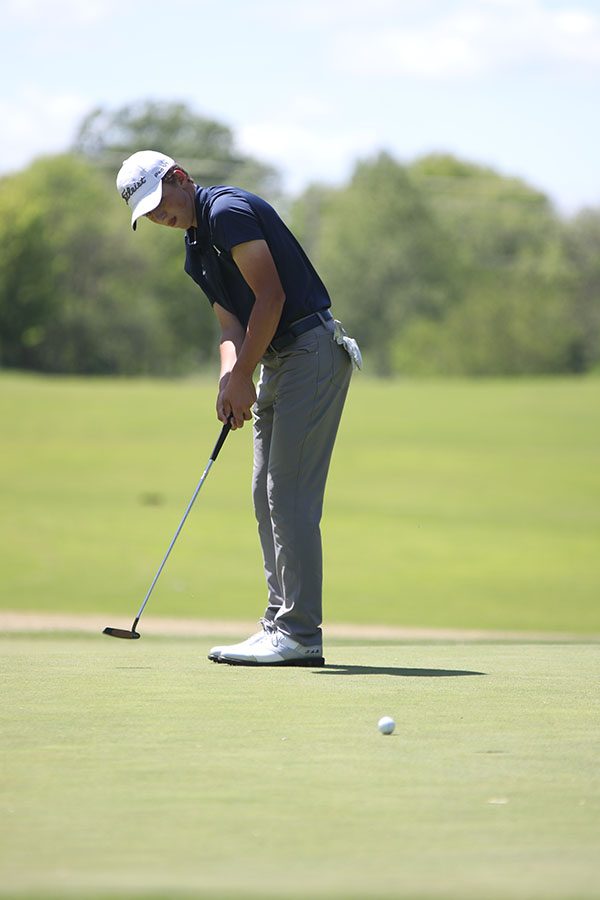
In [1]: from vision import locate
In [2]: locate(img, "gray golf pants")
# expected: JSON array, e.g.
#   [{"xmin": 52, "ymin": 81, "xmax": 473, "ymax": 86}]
[{"xmin": 252, "ymin": 318, "xmax": 352, "ymax": 646}]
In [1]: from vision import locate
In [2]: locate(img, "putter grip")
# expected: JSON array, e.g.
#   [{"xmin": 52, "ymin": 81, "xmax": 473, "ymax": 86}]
[{"xmin": 210, "ymin": 420, "xmax": 232, "ymax": 461}]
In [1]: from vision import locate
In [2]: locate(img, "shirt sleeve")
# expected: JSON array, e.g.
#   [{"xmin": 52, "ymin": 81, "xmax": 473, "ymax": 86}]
[{"xmin": 209, "ymin": 195, "xmax": 264, "ymax": 252}]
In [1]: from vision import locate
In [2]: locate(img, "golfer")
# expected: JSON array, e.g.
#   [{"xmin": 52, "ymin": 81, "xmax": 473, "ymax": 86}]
[{"xmin": 116, "ymin": 150, "xmax": 360, "ymax": 666}]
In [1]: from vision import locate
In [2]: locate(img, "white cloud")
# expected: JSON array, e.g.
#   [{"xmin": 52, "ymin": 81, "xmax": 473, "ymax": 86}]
[
  {"xmin": 238, "ymin": 120, "xmax": 380, "ymax": 192},
  {"xmin": 250, "ymin": 0, "xmax": 417, "ymax": 28},
  {"xmin": 332, "ymin": 0, "xmax": 600, "ymax": 78},
  {"xmin": 0, "ymin": 88, "xmax": 90, "ymax": 172},
  {"xmin": 6, "ymin": 0, "xmax": 116, "ymax": 24},
  {"xmin": 548, "ymin": 8, "xmax": 600, "ymax": 63}
]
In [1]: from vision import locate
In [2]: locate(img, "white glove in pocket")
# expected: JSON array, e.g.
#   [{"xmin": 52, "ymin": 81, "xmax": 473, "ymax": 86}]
[{"xmin": 333, "ymin": 320, "xmax": 363, "ymax": 371}]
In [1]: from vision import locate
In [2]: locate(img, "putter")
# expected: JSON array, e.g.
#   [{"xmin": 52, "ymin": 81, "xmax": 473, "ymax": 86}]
[{"xmin": 103, "ymin": 418, "xmax": 232, "ymax": 640}]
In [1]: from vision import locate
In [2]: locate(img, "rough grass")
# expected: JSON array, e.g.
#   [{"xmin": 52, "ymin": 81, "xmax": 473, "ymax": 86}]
[{"xmin": 1, "ymin": 372, "xmax": 599, "ymax": 632}]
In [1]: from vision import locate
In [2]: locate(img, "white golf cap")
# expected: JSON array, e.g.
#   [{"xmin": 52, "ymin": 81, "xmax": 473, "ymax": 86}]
[{"xmin": 116, "ymin": 150, "xmax": 176, "ymax": 230}]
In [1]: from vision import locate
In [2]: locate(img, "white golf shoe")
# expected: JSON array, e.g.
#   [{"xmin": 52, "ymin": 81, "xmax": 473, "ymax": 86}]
[
  {"xmin": 208, "ymin": 619, "xmax": 274, "ymax": 662},
  {"xmin": 212, "ymin": 628, "xmax": 324, "ymax": 667}
]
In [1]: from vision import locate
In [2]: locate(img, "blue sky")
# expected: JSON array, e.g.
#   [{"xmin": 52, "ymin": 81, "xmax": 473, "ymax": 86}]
[{"xmin": 3, "ymin": 0, "xmax": 599, "ymax": 213}]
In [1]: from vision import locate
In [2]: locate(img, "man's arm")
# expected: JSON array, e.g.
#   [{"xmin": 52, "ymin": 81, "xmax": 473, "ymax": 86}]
[
  {"xmin": 217, "ymin": 239, "xmax": 285, "ymax": 429},
  {"xmin": 214, "ymin": 302, "xmax": 246, "ymax": 422}
]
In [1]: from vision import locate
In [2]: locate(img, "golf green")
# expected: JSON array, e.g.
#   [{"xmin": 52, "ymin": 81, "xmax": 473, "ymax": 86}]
[{"xmin": 1, "ymin": 634, "xmax": 598, "ymax": 899}]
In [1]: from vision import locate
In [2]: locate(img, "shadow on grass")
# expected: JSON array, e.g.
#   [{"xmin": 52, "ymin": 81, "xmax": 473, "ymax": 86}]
[{"xmin": 317, "ymin": 664, "xmax": 485, "ymax": 677}]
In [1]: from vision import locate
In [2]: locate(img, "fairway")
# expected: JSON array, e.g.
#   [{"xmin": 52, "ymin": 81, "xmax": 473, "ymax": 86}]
[
  {"xmin": 1, "ymin": 634, "xmax": 599, "ymax": 900},
  {"xmin": 1, "ymin": 373, "xmax": 600, "ymax": 633}
]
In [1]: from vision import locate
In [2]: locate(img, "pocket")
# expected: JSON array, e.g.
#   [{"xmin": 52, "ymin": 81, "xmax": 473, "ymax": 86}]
[
  {"xmin": 276, "ymin": 329, "xmax": 318, "ymax": 359},
  {"xmin": 276, "ymin": 346, "xmax": 313, "ymax": 359}
]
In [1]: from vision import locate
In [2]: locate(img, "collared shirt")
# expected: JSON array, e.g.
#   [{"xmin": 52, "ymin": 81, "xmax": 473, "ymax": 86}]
[{"xmin": 184, "ymin": 185, "xmax": 331, "ymax": 337}]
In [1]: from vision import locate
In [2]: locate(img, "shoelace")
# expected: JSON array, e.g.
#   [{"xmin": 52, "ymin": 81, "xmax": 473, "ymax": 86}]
[
  {"xmin": 259, "ymin": 617, "xmax": 275, "ymax": 635},
  {"xmin": 269, "ymin": 632, "xmax": 282, "ymax": 649},
  {"xmin": 257, "ymin": 617, "xmax": 284, "ymax": 650}
]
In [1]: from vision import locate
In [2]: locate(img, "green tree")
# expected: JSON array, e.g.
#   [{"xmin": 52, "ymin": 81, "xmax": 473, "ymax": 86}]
[
  {"xmin": 69, "ymin": 100, "xmax": 284, "ymax": 373},
  {"xmin": 0, "ymin": 102, "xmax": 285, "ymax": 376},
  {"xmin": 408, "ymin": 154, "xmax": 559, "ymax": 269},
  {"xmin": 291, "ymin": 153, "xmax": 462, "ymax": 374},
  {"xmin": 563, "ymin": 209, "xmax": 600, "ymax": 372},
  {"xmin": 0, "ymin": 155, "xmax": 210, "ymax": 374},
  {"xmin": 397, "ymin": 154, "xmax": 580, "ymax": 375},
  {"xmin": 73, "ymin": 100, "xmax": 280, "ymax": 199},
  {"xmin": 393, "ymin": 270, "xmax": 579, "ymax": 376}
]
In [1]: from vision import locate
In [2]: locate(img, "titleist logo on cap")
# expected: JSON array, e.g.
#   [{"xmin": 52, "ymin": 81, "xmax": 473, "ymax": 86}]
[{"xmin": 121, "ymin": 176, "xmax": 146, "ymax": 203}]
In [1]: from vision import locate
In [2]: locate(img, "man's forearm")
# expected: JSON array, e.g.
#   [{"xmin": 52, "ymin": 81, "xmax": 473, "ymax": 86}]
[
  {"xmin": 233, "ymin": 294, "xmax": 284, "ymax": 377},
  {"xmin": 219, "ymin": 238, "xmax": 286, "ymax": 428},
  {"xmin": 219, "ymin": 338, "xmax": 240, "ymax": 381}
]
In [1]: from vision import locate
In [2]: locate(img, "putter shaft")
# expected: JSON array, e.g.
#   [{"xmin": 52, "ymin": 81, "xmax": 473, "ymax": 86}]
[{"xmin": 104, "ymin": 419, "xmax": 231, "ymax": 639}]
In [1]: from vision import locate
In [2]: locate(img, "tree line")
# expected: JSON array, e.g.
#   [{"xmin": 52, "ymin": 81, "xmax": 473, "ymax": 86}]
[{"xmin": 0, "ymin": 101, "xmax": 598, "ymax": 377}]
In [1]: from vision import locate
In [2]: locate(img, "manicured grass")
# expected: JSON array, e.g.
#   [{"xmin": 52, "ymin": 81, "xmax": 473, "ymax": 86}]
[
  {"xmin": 1, "ymin": 634, "xmax": 599, "ymax": 899},
  {"xmin": 1, "ymin": 372, "xmax": 599, "ymax": 632}
]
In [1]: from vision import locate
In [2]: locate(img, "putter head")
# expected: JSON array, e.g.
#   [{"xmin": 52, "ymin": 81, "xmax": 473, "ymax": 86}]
[{"xmin": 103, "ymin": 627, "xmax": 141, "ymax": 640}]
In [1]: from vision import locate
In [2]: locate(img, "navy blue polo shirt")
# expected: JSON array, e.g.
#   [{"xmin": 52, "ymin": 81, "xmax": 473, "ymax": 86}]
[{"xmin": 184, "ymin": 186, "xmax": 331, "ymax": 337}]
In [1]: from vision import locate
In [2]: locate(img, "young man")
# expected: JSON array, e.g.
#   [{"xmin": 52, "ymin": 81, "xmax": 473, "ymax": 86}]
[{"xmin": 116, "ymin": 150, "xmax": 361, "ymax": 666}]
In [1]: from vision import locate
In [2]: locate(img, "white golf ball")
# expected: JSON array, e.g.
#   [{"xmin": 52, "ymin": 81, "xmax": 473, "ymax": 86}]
[{"xmin": 377, "ymin": 716, "xmax": 396, "ymax": 735}]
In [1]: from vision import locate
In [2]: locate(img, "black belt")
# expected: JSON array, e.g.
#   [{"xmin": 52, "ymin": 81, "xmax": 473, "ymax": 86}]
[{"xmin": 268, "ymin": 309, "xmax": 333, "ymax": 353}]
